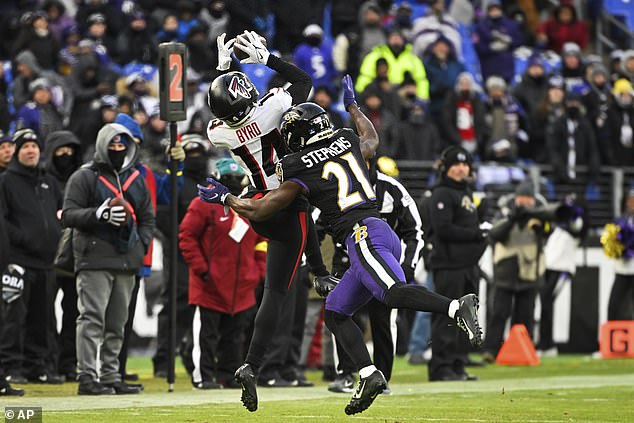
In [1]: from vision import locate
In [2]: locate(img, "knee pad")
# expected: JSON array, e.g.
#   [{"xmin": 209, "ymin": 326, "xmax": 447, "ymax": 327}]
[{"xmin": 383, "ymin": 282, "xmax": 408, "ymax": 308}]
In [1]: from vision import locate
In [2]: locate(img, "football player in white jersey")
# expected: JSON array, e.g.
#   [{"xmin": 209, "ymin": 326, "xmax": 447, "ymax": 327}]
[{"xmin": 205, "ymin": 31, "xmax": 336, "ymax": 412}]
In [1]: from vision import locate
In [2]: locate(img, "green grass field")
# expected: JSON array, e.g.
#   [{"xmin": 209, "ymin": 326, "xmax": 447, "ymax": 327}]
[{"xmin": 2, "ymin": 355, "xmax": 633, "ymax": 422}]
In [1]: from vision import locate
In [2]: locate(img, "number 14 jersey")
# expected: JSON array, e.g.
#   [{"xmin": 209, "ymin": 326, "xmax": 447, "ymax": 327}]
[{"xmin": 277, "ymin": 128, "xmax": 380, "ymax": 241}]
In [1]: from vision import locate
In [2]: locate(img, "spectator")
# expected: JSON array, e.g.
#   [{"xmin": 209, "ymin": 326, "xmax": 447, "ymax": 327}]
[
  {"xmin": 356, "ymin": 29, "xmax": 429, "ymax": 100},
  {"xmin": 546, "ymin": 86, "xmax": 599, "ymax": 184},
  {"xmin": 441, "ymin": 72, "xmax": 487, "ymax": 156},
  {"xmin": 427, "ymin": 146, "xmax": 486, "ymax": 381},
  {"xmin": 312, "ymin": 86, "xmax": 345, "ymax": 129},
  {"xmin": 512, "ymin": 54, "xmax": 549, "ymax": 119},
  {"xmin": 423, "ymin": 36, "xmax": 465, "ymax": 120},
  {"xmin": 397, "ymin": 100, "xmax": 443, "ymax": 160},
  {"xmin": 43, "ymin": 130, "xmax": 82, "ymax": 380},
  {"xmin": 141, "ymin": 108, "xmax": 169, "ymax": 172},
  {"xmin": 116, "ymin": 11, "xmax": 158, "ymax": 65},
  {"xmin": 536, "ymin": 0, "xmax": 588, "ymax": 54},
  {"xmin": 359, "ymin": 87, "xmax": 400, "ymax": 157},
  {"xmin": 583, "ymin": 64, "xmax": 613, "ymax": 165},
  {"xmin": 330, "ymin": 0, "xmax": 365, "ymax": 38},
  {"xmin": 179, "ymin": 158, "xmax": 266, "ymax": 389},
  {"xmin": 605, "ymin": 79, "xmax": 634, "ymax": 167},
  {"xmin": 483, "ymin": 181, "xmax": 547, "ymax": 362},
  {"xmin": 359, "ymin": 58, "xmax": 402, "ymax": 118},
  {"xmin": 61, "ymin": 123, "xmax": 154, "ymax": 395},
  {"xmin": 43, "ymin": 0, "xmax": 76, "ymax": 44},
  {"xmin": 473, "ymin": 0, "xmax": 523, "ymax": 83},
  {"xmin": 225, "ymin": 0, "xmax": 269, "ymax": 40},
  {"xmin": 176, "ymin": 0, "xmax": 201, "ymax": 43},
  {"xmin": 0, "ymin": 129, "xmax": 63, "ymax": 384},
  {"xmin": 358, "ymin": 2, "xmax": 387, "ymax": 59},
  {"xmin": 483, "ymin": 76, "xmax": 527, "ymax": 162},
  {"xmin": 156, "ymin": 13, "xmax": 180, "ymax": 44},
  {"xmin": 0, "ymin": 133, "xmax": 14, "ymax": 174},
  {"xmin": 75, "ymin": 95, "xmax": 118, "ymax": 162},
  {"xmin": 560, "ymin": 42, "xmax": 586, "ymax": 90},
  {"xmin": 15, "ymin": 78, "xmax": 64, "ymax": 142},
  {"xmin": 529, "ymin": 75, "xmax": 567, "ymax": 164},
  {"xmin": 153, "ymin": 133, "xmax": 211, "ymax": 378},
  {"xmin": 76, "ymin": 0, "xmax": 124, "ymax": 37},
  {"xmin": 200, "ymin": 0, "xmax": 229, "ymax": 43},
  {"xmin": 619, "ymin": 50, "xmax": 634, "ymax": 84},
  {"xmin": 389, "ymin": 2, "xmax": 414, "ymax": 40},
  {"xmin": 13, "ymin": 11, "xmax": 60, "ymax": 71},
  {"xmin": 411, "ymin": 0, "xmax": 462, "ymax": 60},
  {"xmin": 271, "ymin": 0, "xmax": 325, "ymax": 55},
  {"xmin": 185, "ymin": 24, "xmax": 215, "ymax": 78},
  {"xmin": 293, "ymin": 24, "xmax": 338, "ymax": 91},
  {"xmin": 84, "ymin": 13, "xmax": 118, "ymax": 62},
  {"xmin": 610, "ymin": 50, "xmax": 624, "ymax": 84}
]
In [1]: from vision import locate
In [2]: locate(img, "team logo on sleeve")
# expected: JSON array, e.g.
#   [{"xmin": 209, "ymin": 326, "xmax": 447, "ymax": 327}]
[
  {"xmin": 228, "ymin": 75, "xmax": 253, "ymax": 100},
  {"xmin": 275, "ymin": 161, "xmax": 284, "ymax": 182}
]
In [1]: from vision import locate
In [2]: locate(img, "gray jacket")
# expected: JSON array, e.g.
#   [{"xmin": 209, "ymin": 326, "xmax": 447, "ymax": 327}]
[{"xmin": 61, "ymin": 123, "xmax": 155, "ymax": 273}]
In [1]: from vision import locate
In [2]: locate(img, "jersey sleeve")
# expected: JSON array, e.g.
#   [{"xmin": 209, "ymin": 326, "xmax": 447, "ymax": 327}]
[
  {"xmin": 260, "ymin": 88, "xmax": 293, "ymax": 114},
  {"xmin": 277, "ymin": 154, "xmax": 309, "ymax": 192},
  {"xmin": 206, "ymin": 119, "xmax": 232, "ymax": 149}
]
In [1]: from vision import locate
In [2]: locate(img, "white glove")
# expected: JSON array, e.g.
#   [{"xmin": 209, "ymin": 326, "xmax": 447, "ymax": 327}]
[
  {"xmin": 234, "ymin": 31, "xmax": 270, "ymax": 65},
  {"xmin": 95, "ymin": 198, "xmax": 127, "ymax": 227},
  {"xmin": 216, "ymin": 33, "xmax": 236, "ymax": 71}
]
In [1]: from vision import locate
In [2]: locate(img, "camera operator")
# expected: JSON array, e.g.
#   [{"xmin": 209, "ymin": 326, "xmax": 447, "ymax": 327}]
[{"xmin": 482, "ymin": 181, "xmax": 548, "ymax": 361}]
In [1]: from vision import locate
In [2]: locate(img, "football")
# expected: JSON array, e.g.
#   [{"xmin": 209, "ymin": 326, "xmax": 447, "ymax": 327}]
[
  {"xmin": 233, "ymin": 33, "xmax": 267, "ymax": 61},
  {"xmin": 109, "ymin": 197, "xmax": 133, "ymax": 226}
]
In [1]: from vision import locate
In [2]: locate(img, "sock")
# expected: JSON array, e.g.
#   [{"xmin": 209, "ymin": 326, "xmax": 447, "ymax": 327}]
[
  {"xmin": 359, "ymin": 365, "xmax": 377, "ymax": 379},
  {"xmin": 448, "ymin": 299, "xmax": 459, "ymax": 319}
]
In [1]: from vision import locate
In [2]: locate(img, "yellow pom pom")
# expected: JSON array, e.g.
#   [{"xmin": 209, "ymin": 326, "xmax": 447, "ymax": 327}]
[{"xmin": 601, "ymin": 223, "xmax": 625, "ymax": 259}]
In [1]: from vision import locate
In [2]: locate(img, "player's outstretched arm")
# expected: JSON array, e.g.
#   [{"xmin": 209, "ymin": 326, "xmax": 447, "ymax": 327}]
[
  {"xmin": 198, "ymin": 178, "xmax": 304, "ymax": 221},
  {"xmin": 342, "ymin": 74, "xmax": 379, "ymax": 159}
]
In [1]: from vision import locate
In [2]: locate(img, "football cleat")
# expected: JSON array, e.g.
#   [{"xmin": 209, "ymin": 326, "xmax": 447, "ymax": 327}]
[
  {"xmin": 234, "ymin": 363, "xmax": 258, "ymax": 412},
  {"xmin": 455, "ymin": 294, "xmax": 483, "ymax": 347},
  {"xmin": 344, "ymin": 370, "xmax": 387, "ymax": 415}
]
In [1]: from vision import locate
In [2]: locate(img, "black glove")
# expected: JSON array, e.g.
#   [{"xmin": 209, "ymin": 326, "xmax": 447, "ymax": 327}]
[{"xmin": 313, "ymin": 274, "xmax": 339, "ymax": 298}]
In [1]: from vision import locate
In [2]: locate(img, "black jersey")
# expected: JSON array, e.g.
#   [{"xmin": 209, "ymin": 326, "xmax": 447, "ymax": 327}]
[{"xmin": 277, "ymin": 128, "xmax": 380, "ymax": 241}]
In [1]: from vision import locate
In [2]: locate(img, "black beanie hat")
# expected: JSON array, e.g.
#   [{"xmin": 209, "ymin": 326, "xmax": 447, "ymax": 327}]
[
  {"xmin": 12, "ymin": 128, "xmax": 40, "ymax": 153},
  {"xmin": 441, "ymin": 145, "xmax": 472, "ymax": 172}
]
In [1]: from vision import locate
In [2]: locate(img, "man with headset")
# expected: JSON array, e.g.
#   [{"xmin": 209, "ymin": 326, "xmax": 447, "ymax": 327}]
[{"xmin": 427, "ymin": 146, "xmax": 487, "ymax": 381}]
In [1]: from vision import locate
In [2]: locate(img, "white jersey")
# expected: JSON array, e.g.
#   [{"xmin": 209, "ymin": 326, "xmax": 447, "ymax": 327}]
[{"xmin": 207, "ymin": 88, "xmax": 293, "ymax": 190}]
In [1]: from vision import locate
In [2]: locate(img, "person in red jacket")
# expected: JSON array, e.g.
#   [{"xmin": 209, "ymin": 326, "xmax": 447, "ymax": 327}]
[
  {"xmin": 537, "ymin": 0, "xmax": 588, "ymax": 54},
  {"xmin": 179, "ymin": 157, "xmax": 267, "ymax": 389}
]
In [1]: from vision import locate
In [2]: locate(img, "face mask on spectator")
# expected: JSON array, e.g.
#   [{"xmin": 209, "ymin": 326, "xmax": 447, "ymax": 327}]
[
  {"xmin": 108, "ymin": 149, "xmax": 126, "ymax": 171},
  {"xmin": 53, "ymin": 154, "xmax": 76, "ymax": 179},
  {"xmin": 566, "ymin": 105, "xmax": 581, "ymax": 119},
  {"xmin": 459, "ymin": 90, "xmax": 471, "ymax": 99}
]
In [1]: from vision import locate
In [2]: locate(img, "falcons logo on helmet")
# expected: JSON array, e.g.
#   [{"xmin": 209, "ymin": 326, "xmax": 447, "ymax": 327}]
[{"xmin": 228, "ymin": 75, "xmax": 253, "ymax": 100}]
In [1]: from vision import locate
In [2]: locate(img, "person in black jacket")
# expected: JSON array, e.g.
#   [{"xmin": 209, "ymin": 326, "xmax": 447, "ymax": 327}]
[
  {"xmin": 0, "ymin": 133, "xmax": 14, "ymax": 174},
  {"xmin": 0, "ymin": 197, "xmax": 25, "ymax": 396},
  {"xmin": 0, "ymin": 128, "xmax": 64, "ymax": 385},
  {"xmin": 43, "ymin": 130, "xmax": 82, "ymax": 381},
  {"xmin": 427, "ymin": 146, "xmax": 486, "ymax": 381},
  {"xmin": 329, "ymin": 157, "xmax": 425, "ymax": 393}
]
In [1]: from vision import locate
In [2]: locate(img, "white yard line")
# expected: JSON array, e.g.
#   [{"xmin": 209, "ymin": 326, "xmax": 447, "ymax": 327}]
[{"xmin": 3, "ymin": 373, "xmax": 633, "ymax": 412}]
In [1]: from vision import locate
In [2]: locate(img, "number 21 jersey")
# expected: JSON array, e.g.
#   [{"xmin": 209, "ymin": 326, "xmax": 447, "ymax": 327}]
[{"xmin": 277, "ymin": 128, "xmax": 380, "ymax": 241}]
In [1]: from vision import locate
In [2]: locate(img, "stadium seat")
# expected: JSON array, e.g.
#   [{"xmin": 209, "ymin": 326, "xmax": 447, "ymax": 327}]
[{"xmin": 604, "ymin": 0, "xmax": 634, "ymax": 31}]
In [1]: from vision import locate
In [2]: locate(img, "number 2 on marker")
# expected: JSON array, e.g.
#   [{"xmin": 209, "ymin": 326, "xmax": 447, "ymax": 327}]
[{"xmin": 169, "ymin": 53, "xmax": 183, "ymax": 102}]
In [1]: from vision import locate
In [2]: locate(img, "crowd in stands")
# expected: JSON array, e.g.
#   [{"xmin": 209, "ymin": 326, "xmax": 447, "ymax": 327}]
[{"xmin": 0, "ymin": 0, "xmax": 634, "ymax": 394}]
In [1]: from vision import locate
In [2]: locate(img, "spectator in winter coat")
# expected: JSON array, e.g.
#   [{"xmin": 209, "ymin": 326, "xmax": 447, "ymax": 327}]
[
  {"xmin": 42, "ymin": 0, "xmax": 76, "ymax": 44},
  {"xmin": 512, "ymin": 54, "xmax": 549, "ymax": 119},
  {"xmin": 271, "ymin": 0, "xmax": 325, "ymax": 55},
  {"xmin": 441, "ymin": 72, "xmax": 487, "ymax": 156},
  {"xmin": 529, "ymin": 75, "xmax": 567, "ymax": 164},
  {"xmin": 200, "ymin": 0, "xmax": 229, "ymax": 44},
  {"xmin": 423, "ymin": 36, "xmax": 465, "ymax": 120},
  {"xmin": 13, "ymin": 11, "xmax": 60, "ymax": 71},
  {"xmin": 293, "ymin": 24, "xmax": 338, "ymax": 92},
  {"xmin": 75, "ymin": 0, "xmax": 124, "ymax": 38},
  {"xmin": 62, "ymin": 123, "xmax": 154, "ymax": 395},
  {"xmin": 537, "ymin": 0, "xmax": 588, "ymax": 54},
  {"xmin": 359, "ymin": 86, "xmax": 401, "ymax": 157},
  {"xmin": 606, "ymin": 79, "xmax": 634, "ymax": 167},
  {"xmin": 473, "ymin": 1, "xmax": 523, "ymax": 83},
  {"xmin": 0, "ymin": 129, "xmax": 63, "ymax": 384},
  {"xmin": 15, "ymin": 78, "xmax": 64, "ymax": 143},
  {"xmin": 397, "ymin": 99, "xmax": 443, "ymax": 160},
  {"xmin": 411, "ymin": 0, "xmax": 462, "ymax": 61},
  {"xmin": 156, "ymin": 14, "xmax": 180, "ymax": 44},
  {"xmin": 225, "ymin": 0, "xmax": 269, "ymax": 40},
  {"xmin": 84, "ymin": 13, "xmax": 118, "ymax": 63},
  {"xmin": 560, "ymin": 42, "xmax": 586, "ymax": 91},
  {"xmin": 583, "ymin": 64, "xmax": 613, "ymax": 165},
  {"xmin": 0, "ymin": 133, "xmax": 14, "ymax": 174},
  {"xmin": 179, "ymin": 158, "xmax": 267, "ymax": 389},
  {"xmin": 619, "ymin": 50, "xmax": 634, "ymax": 84},
  {"xmin": 546, "ymin": 88, "xmax": 600, "ymax": 183},
  {"xmin": 359, "ymin": 58, "xmax": 403, "ymax": 118},
  {"xmin": 115, "ymin": 11, "xmax": 158, "ymax": 66},
  {"xmin": 357, "ymin": 29, "xmax": 429, "ymax": 100}
]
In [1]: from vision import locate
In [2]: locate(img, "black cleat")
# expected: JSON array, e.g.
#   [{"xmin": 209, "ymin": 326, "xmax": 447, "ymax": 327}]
[
  {"xmin": 344, "ymin": 370, "xmax": 387, "ymax": 415},
  {"xmin": 234, "ymin": 364, "xmax": 258, "ymax": 412},
  {"xmin": 455, "ymin": 294, "xmax": 483, "ymax": 347}
]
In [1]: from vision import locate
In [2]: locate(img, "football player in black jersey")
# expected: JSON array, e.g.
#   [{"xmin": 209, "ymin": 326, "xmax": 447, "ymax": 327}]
[{"xmin": 199, "ymin": 75, "xmax": 483, "ymax": 415}]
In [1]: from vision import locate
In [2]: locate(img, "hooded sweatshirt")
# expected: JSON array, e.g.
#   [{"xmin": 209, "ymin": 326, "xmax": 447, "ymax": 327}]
[
  {"xmin": 44, "ymin": 130, "xmax": 82, "ymax": 191},
  {"xmin": 61, "ymin": 123, "xmax": 155, "ymax": 273}
]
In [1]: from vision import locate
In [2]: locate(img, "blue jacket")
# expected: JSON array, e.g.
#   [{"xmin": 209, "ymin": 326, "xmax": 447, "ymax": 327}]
[{"xmin": 293, "ymin": 41, "xmax": 338, "ymax": 90}]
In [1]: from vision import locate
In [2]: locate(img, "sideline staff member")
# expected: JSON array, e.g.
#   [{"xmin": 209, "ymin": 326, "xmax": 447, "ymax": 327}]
[{"xmin": 427, "ymin": 146, "xmax": 486, "ymax": 381}]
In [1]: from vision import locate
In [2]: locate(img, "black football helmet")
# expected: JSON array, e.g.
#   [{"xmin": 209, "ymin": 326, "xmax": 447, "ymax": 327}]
[
  {"xmin": 207, "ymin": 71, "xmax": 259, "ymax": 126},
  {"xmin": 280, "ymin": 102, "xmax": 333, "ymax": 153}
]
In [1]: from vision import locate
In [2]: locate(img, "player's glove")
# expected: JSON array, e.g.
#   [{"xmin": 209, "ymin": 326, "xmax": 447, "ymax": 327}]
[
  {"xmin": 342, "ymin": 74, "xmax": 357, "ymax": 109},
  {"xmin": 216, "ymin": 32, "xmax": 236, "ymax": 71},
  {"xmin": 95, "ymin": 198, "xmax": 126, "ymax": 227},
  {"xmin": 313, "ymin": 274, "xmax": 339, "ymax": 298},
  {"xmin": 235, "ymin": 31, "xmax": 270, "ymax": 65},
  {"xmin": 197, "ymin": 178, "xmax": 230, "ymax": 205}
]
